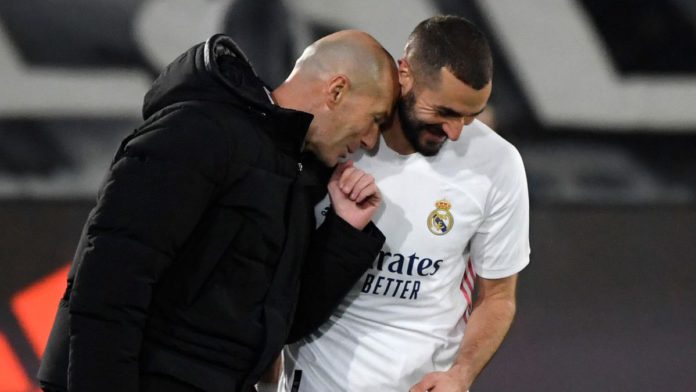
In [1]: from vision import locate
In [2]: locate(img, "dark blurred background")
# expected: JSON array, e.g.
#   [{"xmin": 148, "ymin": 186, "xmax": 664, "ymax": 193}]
[{"xmin": 1, "ymin": 0, "xmax": 694, "ymax": 391}]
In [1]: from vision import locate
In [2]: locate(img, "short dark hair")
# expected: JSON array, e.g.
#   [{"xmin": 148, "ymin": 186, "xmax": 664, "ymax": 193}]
[{"xmin": 406, "ymin": 15, "xmax": 492, "ymax": 90}]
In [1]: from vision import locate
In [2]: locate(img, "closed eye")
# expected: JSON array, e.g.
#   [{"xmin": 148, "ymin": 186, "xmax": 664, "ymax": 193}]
[
  {"xmin": 436, "ymin": 107, "xmax": 463, "ymax": 118},
  {"xmin": 435, "ymin": 106, "xmax": 486, "ymax": 119},
  {"xmin": 374, "ymin": 114, "xmax": 392, "ymax": 130}
]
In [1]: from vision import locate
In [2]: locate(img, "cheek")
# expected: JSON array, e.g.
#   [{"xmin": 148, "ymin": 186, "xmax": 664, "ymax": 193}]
[
  {"xmin": 346, "ymin": 121, "xmax": 367, "ymax": 138},
  {"xmin": 357, "ymin": 121, "xmax": 375, "ymax": 138},
  {"xmin": 332, "ymin": 126, "xmax": 355, "ymax": 146},
  {"xmin": 414, "ymin": 108, "xmax": 438, "ymax": 122}
]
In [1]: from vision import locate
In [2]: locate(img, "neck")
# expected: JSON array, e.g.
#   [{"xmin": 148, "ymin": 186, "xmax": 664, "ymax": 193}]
[
  {"xmin": 271, "ymin": 81, "xmax": 300, "ymax": 112},
  {"xmin": 382, "ymin": 115, "xmax": 416, "ymax": 155},
  {"xmin": 271, "ymin": 76, "xmax": 320, "ymax": 114}
]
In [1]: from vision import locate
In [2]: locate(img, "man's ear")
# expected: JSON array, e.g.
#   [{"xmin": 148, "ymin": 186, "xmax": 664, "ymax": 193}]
[
  {"xmin": 326, "ymin": 74, "xmax": 349, "ymax": 109},
  {"xmin": 397, "ymin": 58, "xmax": 413, "ymax": 95}
]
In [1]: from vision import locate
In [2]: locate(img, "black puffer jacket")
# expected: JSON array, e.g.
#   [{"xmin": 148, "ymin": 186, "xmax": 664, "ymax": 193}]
[{"xmin": 38, "ymin": 35, "xmax": 384, "ymax": 392}]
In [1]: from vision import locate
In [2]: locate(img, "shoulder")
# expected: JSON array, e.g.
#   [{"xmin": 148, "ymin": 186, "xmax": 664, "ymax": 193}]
[
  {"xmin": 121, "ymin": 103, "xmax": 272, "ymax": 187},
  {"xmin": 463, "ymin": 120, "xmax": 521, "ymax": 161},
  {"xmin": 442, "ymin": 120, "xmax": 525, "ymax": 180},
  {"xmin": 144, "ymin": 102, "xmax": 267, "ymax": 158}
]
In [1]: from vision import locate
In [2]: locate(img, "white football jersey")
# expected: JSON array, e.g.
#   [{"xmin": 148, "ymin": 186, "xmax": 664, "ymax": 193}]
[{"xmin": 283, "ymin": 120, "xmax": 530, "ymax": 392}]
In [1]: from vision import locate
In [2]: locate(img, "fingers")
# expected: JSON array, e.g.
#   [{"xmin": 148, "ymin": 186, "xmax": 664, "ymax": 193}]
[
  {"xmin": 352, "ymin": 181, "xmax": 380, "ymax": 205},
  {"xmin": 326, "ymin": 162, "xmax": 381, "ymax": 230},
  {"xmin": 330, "ymin": 160, "xmax": 354, "ymax": 183},
  {"xmin": 409, "ymin": 372, "xmax": 440, "ymax": 392},
  {"xmin": 410, "ymin": 380, "xmax": 436, "ymax": 392},
  {"xmin": 338, "ymin": 166, "xmax": 376, "ymax": 203}
]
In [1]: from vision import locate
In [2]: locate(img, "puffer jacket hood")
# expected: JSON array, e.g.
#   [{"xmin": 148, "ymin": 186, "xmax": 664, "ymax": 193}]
[{"xmin": 142, "ymin": 34, "xmax": 274, "ymax": 120}]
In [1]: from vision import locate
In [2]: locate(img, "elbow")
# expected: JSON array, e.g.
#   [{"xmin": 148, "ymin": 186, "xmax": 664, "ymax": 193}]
[
  {"xmin": 485, "ymin": 296, "xmax": 516, "ymax": 322},
  {"xmin": 503, "ymin": 298, "xmax": 517, "ymax": 323}
]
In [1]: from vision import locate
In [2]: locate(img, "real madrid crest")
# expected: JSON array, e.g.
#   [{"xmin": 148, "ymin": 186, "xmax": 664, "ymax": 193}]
[{"xmin": 427, "ymin": 199, "xmax": 454, "ymax": 235}]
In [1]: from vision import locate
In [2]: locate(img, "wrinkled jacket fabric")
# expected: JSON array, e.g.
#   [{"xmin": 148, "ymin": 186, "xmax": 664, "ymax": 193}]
[{"xmin": 37, "ymin": 35, "xmax": 384, "ymax": 392}]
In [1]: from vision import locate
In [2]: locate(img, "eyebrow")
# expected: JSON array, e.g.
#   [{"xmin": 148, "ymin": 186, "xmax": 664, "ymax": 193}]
[
  {"xmin": 435, "ymin": 105, "xmax": 486, "ymax": 118},
  {"xmin": 374, "ymin": 112, "xmax": 392, "ymax": 129},
  {"xmin": 375, "ymin": 109, "xmax": 394, "ymax": 121},
  {"xmin": 374, "ymin": 111, "xmax": 389, "ymax": 121}
]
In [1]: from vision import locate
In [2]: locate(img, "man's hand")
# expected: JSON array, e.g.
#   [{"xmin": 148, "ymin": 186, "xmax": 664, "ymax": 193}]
[
  {"xmin": 409, "ymin": 365, "xmax": 469, "ymax": 392},
  {"xmin": 328, "ymin": 161, "xmax": 381, "ymax": 230}
]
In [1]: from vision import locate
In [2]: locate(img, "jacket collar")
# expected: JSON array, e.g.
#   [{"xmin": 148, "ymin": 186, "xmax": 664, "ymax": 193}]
[{"xmin": 262, "ymin": 105, "xmax": 314, "ymax": 160}]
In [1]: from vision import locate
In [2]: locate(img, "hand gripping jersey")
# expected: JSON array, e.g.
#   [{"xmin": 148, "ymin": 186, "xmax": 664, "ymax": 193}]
[{"xmin": 283, "ymin": 120, "xmax": 530, "ymax": 392}]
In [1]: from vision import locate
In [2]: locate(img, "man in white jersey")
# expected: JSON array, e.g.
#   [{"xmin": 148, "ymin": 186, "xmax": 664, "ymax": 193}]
[{"xmin": 281, "ymin": 16, "xmax": 529, "ymax": 392}]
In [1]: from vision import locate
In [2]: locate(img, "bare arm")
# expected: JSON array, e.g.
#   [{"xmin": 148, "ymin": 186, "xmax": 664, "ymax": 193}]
[{"xmin": 410, "ymin": 274, "xmax": 518, "ymax": 392}]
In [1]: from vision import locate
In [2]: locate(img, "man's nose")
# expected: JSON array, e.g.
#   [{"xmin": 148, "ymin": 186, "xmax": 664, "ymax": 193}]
[
  {"xmin": 442, "ymin": 118, "xmax": 466, "ymax": 141},
  {"xmin": 361, "ymin": 126, "xmax": 380, "ymax": 150}
]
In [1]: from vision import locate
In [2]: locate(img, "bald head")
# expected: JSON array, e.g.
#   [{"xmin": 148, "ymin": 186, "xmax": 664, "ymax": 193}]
[
  {"xmin": 272, "ymin": 30, "xmax": 398, "ymax": 166},
  {"xmin": 289, "ymin": 30, "xmax": 396, "ymax": 98}
]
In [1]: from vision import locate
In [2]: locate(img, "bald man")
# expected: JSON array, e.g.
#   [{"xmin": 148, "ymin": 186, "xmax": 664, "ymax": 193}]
[
  {"xmin": 38, "ymin": 32, "xmax": 398, "ymax": 392},
  {"xmin": 275, "ymin": 30, "xmax": 398, "ymax": 166}
]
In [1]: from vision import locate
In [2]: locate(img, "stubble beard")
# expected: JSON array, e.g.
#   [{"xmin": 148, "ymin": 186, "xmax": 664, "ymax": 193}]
[{"xmin": 397, "ymin": 91, "xmax": 447, "ymax": 157}]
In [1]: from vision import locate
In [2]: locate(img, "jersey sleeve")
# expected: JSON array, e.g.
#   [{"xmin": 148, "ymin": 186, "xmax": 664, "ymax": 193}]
[{"xmin": 470, "ymin": 145, "xmax": 530, "ymax": 279}]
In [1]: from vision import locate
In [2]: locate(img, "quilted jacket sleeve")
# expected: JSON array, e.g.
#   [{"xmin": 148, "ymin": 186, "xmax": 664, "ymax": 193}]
[
  {"xmin": 67, "ymin": 107, "xmax": 231, "ymax": 391},
  {"xmin": 286, "ymin": 209, "xmax": 385, "ymax": 343}
]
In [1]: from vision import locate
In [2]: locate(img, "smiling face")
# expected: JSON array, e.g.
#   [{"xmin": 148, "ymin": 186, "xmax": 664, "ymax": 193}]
[{"xmin": 398, "ymin": 64, "xmax": 492, "ymax": 156}]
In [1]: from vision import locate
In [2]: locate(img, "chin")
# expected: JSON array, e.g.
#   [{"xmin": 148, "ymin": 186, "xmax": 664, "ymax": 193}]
[
  {"xmin": 418, "ymin": 148, "xmax": 440, "ymax": 157},
  {"xmin": 416, "ymin": 139, "xmax": 446, "ymax": 157},
  {"xmin": 317, "ymin": 154, "xmax": 337, "ymax": 167}
]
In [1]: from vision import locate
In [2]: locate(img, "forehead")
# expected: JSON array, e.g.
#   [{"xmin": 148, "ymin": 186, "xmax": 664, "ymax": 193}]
[
  {"xmin": 368, "ymin": 64, "xmax": 400, "ymax": 110},
  {"xmin": 365, "ymin": 79, "xmax": 399, "ymax": 114},
  {"xmin": 417, "ymin": 67, "xmax": 491, "ymax": 114}
]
